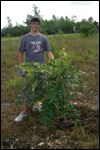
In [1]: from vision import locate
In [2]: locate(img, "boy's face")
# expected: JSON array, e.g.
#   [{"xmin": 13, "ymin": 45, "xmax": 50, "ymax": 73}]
[{"xmin": 30, "ymin": 21, "xmax": 40, "ymax": 32}]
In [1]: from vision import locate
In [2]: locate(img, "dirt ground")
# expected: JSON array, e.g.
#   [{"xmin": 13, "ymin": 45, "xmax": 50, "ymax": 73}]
[{"xmin": 1, "ymin": 97, "xmax": 99, "ymax": 149}]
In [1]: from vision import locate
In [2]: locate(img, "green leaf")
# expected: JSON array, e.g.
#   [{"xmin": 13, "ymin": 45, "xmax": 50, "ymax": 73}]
[
  {"xmin": 32, "ymin": 80, "xmax": 38, "ymax": 91},
  {"xmin": 15, "ymin": 99, "xmax": 22, "ymax": 106},
  {"xmin": 75, "ymin": 118, "xmax": 82, "ymax": 126}
]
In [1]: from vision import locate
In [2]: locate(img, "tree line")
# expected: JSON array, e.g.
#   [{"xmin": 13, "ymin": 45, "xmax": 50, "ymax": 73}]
[{"xmin": 1, "ymin": 4, "xmax": 99, "ymax": 37}]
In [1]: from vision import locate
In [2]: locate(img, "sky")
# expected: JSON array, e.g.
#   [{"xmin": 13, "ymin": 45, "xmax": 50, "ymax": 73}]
[{"xmin": 1, "ymin": 1, "xmax": 99, "ymax": 29}]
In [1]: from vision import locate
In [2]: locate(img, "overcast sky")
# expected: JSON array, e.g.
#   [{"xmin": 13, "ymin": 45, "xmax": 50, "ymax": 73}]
[{"xmin": 1, "ymin": 1, "xmax": 99, "ymax": 29}]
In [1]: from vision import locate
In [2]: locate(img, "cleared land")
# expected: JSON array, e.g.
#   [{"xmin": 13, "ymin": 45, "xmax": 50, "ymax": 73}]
[{"xmin": 1, "ymin": 34, "xmax": 99, "ymax": 149}]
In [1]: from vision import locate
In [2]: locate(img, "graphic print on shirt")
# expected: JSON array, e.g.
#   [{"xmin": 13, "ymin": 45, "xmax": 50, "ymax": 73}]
[{"xmin": 31, "ymin": 41, "xmax": 42, "ymax": 53}]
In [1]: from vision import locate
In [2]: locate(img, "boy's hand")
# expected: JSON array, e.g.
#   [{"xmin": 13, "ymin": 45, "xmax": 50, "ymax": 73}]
[{"xmin": 17, "ymin": 68, "xmax": 26, "ymax": 77}]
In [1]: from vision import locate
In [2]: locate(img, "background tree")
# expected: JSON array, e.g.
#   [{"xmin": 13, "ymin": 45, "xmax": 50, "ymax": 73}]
[
  {"xmin": 24, "ymin": 14, "xmax": 33, "ymax": 26},
  {"xmin": 32, "ymin": 4, "xmax": 41, "ymax": 17},
  {"xmin": 80, "ymin": 21, "xmax": 98, "ymax": 37},
  {"xmin": 7, "ymin": 16, "xmax": 13, "ymax": 28},
  {"xmin": 24, "ymin": 4, "xmax": 41, "ymax": 26},
  {"xmin": 88, "ymin": 17, "xmax": 93, "ymax": 23}
]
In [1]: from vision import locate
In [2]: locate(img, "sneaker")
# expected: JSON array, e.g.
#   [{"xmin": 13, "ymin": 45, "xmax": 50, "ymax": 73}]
[
  {"xmin": 32, "ymin": 102, "xmax": 42, "ymax": 111},
  {"xmin": 15, "ymin": 111, "xmax": 28, "ymax": 122}
]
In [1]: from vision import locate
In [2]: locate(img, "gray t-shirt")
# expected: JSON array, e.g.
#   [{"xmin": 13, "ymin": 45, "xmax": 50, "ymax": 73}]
[{"xmin": 18, "ymin": 33, "xmax": 51, "ymax": 63}]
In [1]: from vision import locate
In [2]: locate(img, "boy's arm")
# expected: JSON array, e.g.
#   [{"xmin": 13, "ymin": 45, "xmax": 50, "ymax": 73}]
[
  {"xmin": 46, "ymin": 51, "xmax": 54, "ymax": 60},
  {"xmin": 18, "ymin": 52, "xmax": 24, "ymax": 65},
  {"xmin": 17, "ymin": 52, "xmax": 26, "ymax": 76}
]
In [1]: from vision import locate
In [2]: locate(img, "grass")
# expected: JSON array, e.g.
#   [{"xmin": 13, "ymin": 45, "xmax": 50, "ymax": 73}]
[{"xmin": 1, "ymin": 33, "xmax": 99, "ymax": 149}]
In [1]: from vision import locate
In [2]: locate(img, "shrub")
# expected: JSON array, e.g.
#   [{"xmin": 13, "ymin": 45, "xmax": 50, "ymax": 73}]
[
  {"xmin": 80, "ymin": 22, "xmax": 98, "ymax": 37},
  {"xmin": 6, "ymin": 49, "xmax": 84, "ymax": 127}
]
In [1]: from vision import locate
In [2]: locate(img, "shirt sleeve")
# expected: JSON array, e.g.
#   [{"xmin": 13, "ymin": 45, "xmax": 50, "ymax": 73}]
[
  {"xmin": 44, "ymin": 37, "xmax": 51, "ymax": 51},
  {"xmin": 18, "ymin": 36, "xmax": 26, "ymax": 52}
]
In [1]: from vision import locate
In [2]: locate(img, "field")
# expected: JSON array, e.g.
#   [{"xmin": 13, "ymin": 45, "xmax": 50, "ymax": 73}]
[{"xmin": 1, "ymin": 34, "xmax": 99, "ymax": 149}]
